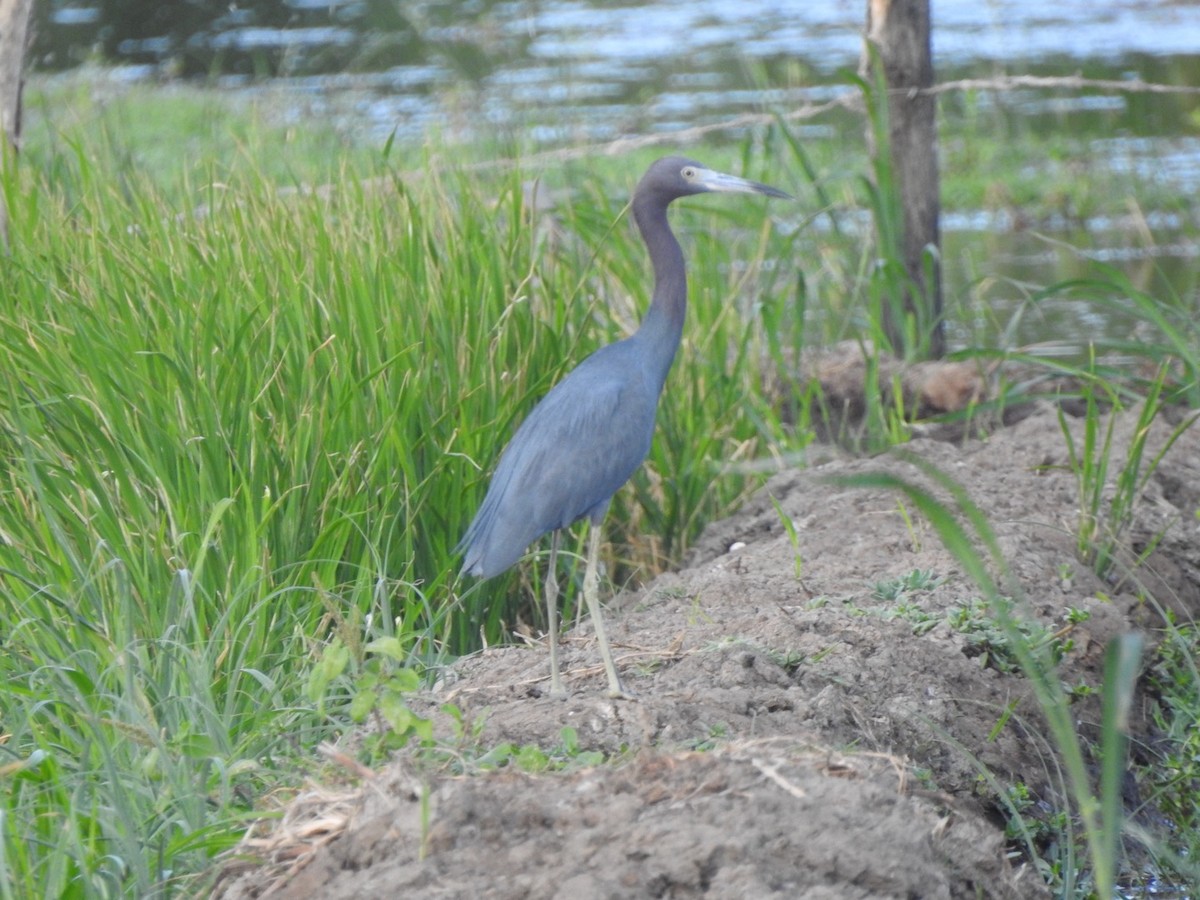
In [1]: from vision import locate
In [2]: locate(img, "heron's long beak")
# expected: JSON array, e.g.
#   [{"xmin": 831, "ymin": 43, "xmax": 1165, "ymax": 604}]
[{"xmin": 696, "ymin": 168, "xmax": 793, "ymax": 200}]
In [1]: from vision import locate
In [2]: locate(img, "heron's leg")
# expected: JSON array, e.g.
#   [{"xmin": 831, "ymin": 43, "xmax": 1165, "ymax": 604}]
[
  {"xmin": 545, "ymin": 531, "xmax": 567, "ymax": 698},
  {"xmin": 582, "ymin": 524, "xmax": 633, "ymax": 699}
]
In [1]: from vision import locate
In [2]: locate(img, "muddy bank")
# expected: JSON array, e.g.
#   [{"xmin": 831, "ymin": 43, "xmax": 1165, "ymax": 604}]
[{"xmin": 213, "ymin": 404, "xmax": 1199, "ymax": 898}]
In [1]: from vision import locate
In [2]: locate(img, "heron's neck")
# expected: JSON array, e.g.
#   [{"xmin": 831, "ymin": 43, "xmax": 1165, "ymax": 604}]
[{"xmin": 632, "ymin": 196, "xmax": 686, "ymax": 392}]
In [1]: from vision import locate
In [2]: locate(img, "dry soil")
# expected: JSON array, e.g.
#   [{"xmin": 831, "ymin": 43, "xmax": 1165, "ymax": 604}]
[{"xmin": 212, "ymin": 403, "xmax": 1200, "ymax": 899}]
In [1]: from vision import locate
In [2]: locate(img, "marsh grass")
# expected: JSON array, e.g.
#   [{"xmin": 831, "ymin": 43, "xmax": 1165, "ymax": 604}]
[
  {"xmin": 1137, "ymin": 614, "xmax": 1200, "ymax": 885},
  {"xmin": 1058, "ymin": 360, "xmax": 1199, "ymax": 581},
  {"xmin": 1, "ymin": 90, "xmax": 807, "ymax": 894},
  {"xmin": 3, "ymin": 73, "xmax": 1199, "ymax": 897}
]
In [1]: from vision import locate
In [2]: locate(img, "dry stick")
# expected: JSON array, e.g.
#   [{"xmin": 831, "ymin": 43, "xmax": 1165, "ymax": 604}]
[
  {"xmin": 924, "ymin": 74, "xmax": 1200, "ymax": 96},
  {"xmin": 751, "ymin": 756, "xmax": 809, "ymax": 799}
]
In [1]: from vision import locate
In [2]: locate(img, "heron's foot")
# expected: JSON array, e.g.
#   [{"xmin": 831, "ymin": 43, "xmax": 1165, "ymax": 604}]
[{"xmin": 606, "ymin": 682, "xmax": 638, "ymax": 702}]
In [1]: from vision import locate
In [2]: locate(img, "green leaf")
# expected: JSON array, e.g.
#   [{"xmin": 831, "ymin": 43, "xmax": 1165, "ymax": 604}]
[
  {"xmin": 349, "ymin": 689, "xmax": 377, "ymax": 723},
  {"xmin": 365, "ymin": 636, "xmax": 409, "ymax": 663},
  {"xmin": 306, "ymin": 639, "xmax": 350, "ymax": 703},
  {"xmin": 387, "ymin": 667, "xmax": 422, "ymax": 694},
  {"xmin": 1099, "ymin": 633, "xmax": 1144, "ymax": 878},
  {"xmin": 379, "ymin": 692, "xmax": 415, "ymax": 733}
]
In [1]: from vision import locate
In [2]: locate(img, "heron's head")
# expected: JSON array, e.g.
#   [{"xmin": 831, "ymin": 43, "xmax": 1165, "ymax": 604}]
[{"xmin": 637, "ymin": 156, "xmax": 792, "ymax": 204}]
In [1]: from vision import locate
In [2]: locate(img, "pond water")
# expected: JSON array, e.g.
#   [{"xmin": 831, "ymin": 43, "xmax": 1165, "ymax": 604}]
[
  {"xmin": 39, "ymin": 2, "xmax": 1200, "ymax": 140},
  {"xmin": 35, "ymin": 0, "xmax": 1200, "ymax": 351}
]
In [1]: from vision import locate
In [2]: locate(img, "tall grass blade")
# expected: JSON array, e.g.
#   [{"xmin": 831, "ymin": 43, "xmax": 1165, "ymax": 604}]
[
  {"xmin": 833, "ymin": 455, "xmax": 1120, "ymax": 896},
  {"xmin": 1100, "ymin": 633, "xmax": 1143, "ymax": 880}
]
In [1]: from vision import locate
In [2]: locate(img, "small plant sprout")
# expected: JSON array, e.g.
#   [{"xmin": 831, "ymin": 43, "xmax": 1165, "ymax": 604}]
[
  {"xmin": 1057, "ymin": 562, "xmax": 1075, "ymax": 591},
  {"xmin": 769, "ymin": 494, "xmax": 804, "ymax": 580},
  {"xmin": 872, "ymin": 569, "xmax": 943, "ymax": 603},
  {"xmin": 894, "ymin": 499, "xmax": 923, "ymax": 552}
]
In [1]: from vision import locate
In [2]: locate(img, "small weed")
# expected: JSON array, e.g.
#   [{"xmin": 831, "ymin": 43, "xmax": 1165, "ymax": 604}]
[
  {"xmin": 766, "ymin": 647, "xmax": 807, "ymax": 673},
  {"xmin": 466, "ymin": 726, "xmax": 607, "ymax": 774},
  {"xmin": 1067, "ymin": 682, "xmax": 1096, "ymax": 701},
  {"xmin": 871, "ymin": 578, "xmax": 905, "ymax": 604},
  {"xmin": 835, "ymin": 596, "xmax": 868, "ymax": 617},
  {"xmin": 687, "ymin": 722, "xmax": 731, "ymax": 752},
  {"xmin": 654, "ymin": 585, "xmax": 688, "ymax": 602},
  {"xmin": 769, "ymin": 494, "xmax": 804, "ymax": 580},
  {"xmin": 887, "ymin": 601, "xmax": 942, "ymax": 636},
  {"xmin": 1064, "ymin": 606, "xmax": 1091, "ymax": 627},
  {"xmin": 947, "ymin": 598, "xmax": 1076, "ymax": 674},
  {"xmin": 1002, "ymin": 781, "xmax": 1071, "ymax": 846},
  {"xmin": 809, "ymin": 645, "xmax": 838, "ymax": 664},
  {"xmin": 307, "ymin": 635, "xmax": 434, "ymax": 764},
  {"xmin": 872, "ymin": 568, "xmax": 943, "ymax": 602},
  {"xmin": 514, "ymin": 727, "xmax": 607, "ymax": 772},
  {"xmin": 871, "ymin": 569, "xmax": 945, "ymax": 635},
  {"xmin": 909, "ymin": 767, "xmax": 939, "ymax": 791}
]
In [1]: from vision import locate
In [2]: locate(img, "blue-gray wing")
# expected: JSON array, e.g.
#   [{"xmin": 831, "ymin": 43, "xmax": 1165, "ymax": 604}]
[{"xmin": 458, "ymin": 351, "xmax": 657, "ymax": 579}]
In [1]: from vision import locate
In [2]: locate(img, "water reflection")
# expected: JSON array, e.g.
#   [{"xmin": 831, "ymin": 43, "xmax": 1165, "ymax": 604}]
[
  {"xmin": 34, "ymin": 3, "xmax": 1200, "ymax": 147},
  {"xmin": 29, "ymin": 1, "xmax": 1200, "ymax": 349},
  {"xmin": 37, "ymin": 2, "xmax": 1200, "ymax": 78},
  {"xmin": 945, "ymin": 225, "xmax": 1197, "ymax": 352}
]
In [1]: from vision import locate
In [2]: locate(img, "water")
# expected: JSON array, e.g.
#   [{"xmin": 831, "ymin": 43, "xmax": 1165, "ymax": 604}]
[
  {"xmin": 32, "ymin": 1, "xmax": 1200, "ymax": 350},
  {"xmin": 35, "ymin": 1, "xmax": 1200, "ymax": 142}
]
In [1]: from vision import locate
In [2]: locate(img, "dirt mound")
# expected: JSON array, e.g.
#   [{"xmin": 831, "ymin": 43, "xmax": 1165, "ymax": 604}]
[
  {"xmin": 212, "ymin": 404, "xmax": 1199, "ymax": 898},
  {"xmin": 223, "ymin": 745, "xmax": 1035, "ymax": 899}
]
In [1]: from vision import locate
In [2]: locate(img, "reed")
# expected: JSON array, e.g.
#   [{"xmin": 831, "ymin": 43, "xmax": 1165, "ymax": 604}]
[{"xmin": 1, "ymin": 88, "xmax": 803, "ymax": 894}]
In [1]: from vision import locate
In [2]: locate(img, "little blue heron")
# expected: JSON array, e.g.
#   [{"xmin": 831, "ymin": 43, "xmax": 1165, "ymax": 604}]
[{"xmin": 457, "ymin": 156, "xmax": 791, "ymax": 698}]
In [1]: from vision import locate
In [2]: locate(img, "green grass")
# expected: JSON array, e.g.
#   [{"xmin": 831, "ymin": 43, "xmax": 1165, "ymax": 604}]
[
  {"xmin": 2, "ymin": 70, "xmax": 1199, "ymax": 897},
  {"xmin": 1, "ymin": 77, "xmax": 803, "ymax": 896},
  {"xmin": 20, "ymin": 70, "xmax": 384, "ymax": 199},
  {"xmin": 1138, "ymin": 616, "xmax": 1200, "ymax": 881}
]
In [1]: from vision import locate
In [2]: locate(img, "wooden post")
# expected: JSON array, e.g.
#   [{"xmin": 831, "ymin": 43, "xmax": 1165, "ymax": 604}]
[
  {"xmin": 863, "ymin": 0, "xmax": 944, "ymax": 359},
  {"xmin": 0, "ymin": 0, "xmax": 34, "ymax": 250}
]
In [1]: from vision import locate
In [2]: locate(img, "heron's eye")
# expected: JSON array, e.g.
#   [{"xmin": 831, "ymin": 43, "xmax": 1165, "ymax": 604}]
[{"xmin": 681, "ymin": 166, "xmax": 696, "ymax": 179}]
